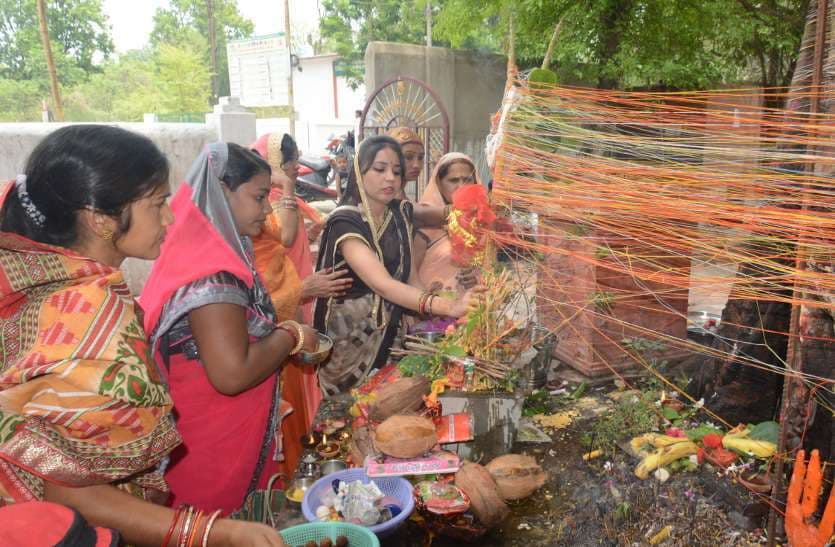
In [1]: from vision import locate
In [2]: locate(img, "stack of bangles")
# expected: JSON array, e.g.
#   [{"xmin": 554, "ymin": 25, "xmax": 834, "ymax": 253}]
[
  {"xmin": 279, "ymin": 196, "xmax": 298, "ymax": 210},
  {"xmin": 418, "ymin": 290, "xmax": 438, "ymax": 316},
  {"xmin": 276, "ymin": 320, "xmax": 305, "ymax": 354},
  {"xmin": 161, "ymin": 505, "xmax": 222, "ymax": 547}
]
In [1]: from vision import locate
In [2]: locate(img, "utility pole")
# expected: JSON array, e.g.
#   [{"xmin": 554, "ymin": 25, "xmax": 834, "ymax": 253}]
[
  {"xmin": 425, "ymin": 1, "xmax": 432, "ymax": 47},
  {"xmin": 36, "ymin": 0, "xmax": 64, "ymax": 122},
  {"xmin": 284, "ymin": 0, "xmax": 295, "ymax": 136},
  {"xmin": 207, "ymin": 0, "xmax": 219, "ymax": 103}
]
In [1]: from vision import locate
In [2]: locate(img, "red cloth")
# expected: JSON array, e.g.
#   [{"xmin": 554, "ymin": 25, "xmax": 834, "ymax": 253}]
[
  {"xmin": 140, "ymin": 160, "xmax": 277, "ymax": 514},
  {"xmin": 140, "ymin": 185, "xmax": 253, "ymax": 342},
  {"xmin": 164, "ymin": 352, "xmax": 276, "ymax": 515},
  {"xmin": 0, "ymin": 501, "xmax": 117, "ymax": 546}
]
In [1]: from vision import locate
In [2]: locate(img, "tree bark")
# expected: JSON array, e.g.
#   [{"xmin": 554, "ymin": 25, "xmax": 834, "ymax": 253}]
[
  {"xmin": 207, "ymin": 0, "xmax": 218, "ymax": 104},
  {"xmin": 36, "ymin": 0, "xmax": 64, "ymax": 121}
]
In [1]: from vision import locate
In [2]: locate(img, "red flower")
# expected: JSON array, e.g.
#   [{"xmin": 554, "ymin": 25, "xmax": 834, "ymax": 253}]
[{"xmin": 702, "ymin": 433, "xmax": 723, "ymax": 449}]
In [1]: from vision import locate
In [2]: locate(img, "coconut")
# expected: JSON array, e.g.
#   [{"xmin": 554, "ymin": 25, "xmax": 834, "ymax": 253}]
[
  {"xmin": 485, "ymin": 454, "xmax": 547, "ymax": 500},
  {"xmin": 373, "ymin": 415, "xmax": 437, "ymax": 459},
  {"xmin": 454, "ymin": 461, "xmax": 509, "ymax": 528},
  {"xmin": 349, "ymin": 425, "xmax": 376, "ymax": 465},
  {"xmin": 368, "ymin": 376, "xmax": 430, "ymax": 422}
]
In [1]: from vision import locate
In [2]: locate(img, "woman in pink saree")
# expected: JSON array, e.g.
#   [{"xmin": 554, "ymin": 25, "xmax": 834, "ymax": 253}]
[{"xmin": 141, "ymin": 142, "xmax": 317, "ymax": 516}]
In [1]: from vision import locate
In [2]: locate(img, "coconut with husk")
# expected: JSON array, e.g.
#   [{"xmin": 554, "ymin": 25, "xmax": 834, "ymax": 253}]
[
  {"xmin": 486, "ymin": 454, "xmax": 547, "ymax": 500},
  {"xmin": 373, "ymin": 415, "xmax": 437, "ymax": 459}
]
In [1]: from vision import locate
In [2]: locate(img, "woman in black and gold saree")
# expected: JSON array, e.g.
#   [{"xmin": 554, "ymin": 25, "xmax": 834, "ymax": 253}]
[{"xmin": 313, "ymin": 136, "xmax": 477, "ymax": 396}]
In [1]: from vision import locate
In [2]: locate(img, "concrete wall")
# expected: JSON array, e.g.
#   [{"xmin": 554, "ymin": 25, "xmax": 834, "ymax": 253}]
[
  {"xmin": 0, "ymin": 122, "xmax": 218, "ymax": 294},
  {"xmin": 364, "ymin": 42, "xmax": 507, "ymax": 182}
]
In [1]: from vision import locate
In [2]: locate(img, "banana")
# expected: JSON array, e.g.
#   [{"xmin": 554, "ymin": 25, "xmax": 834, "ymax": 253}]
[
  {"xmin": 635, "ymin": 440, "xmax": 699, "ymax": 479},
  {"xmin": 722, "ymin": 434, "xmax": 776, "ymax": 458},
  {"xmin": 630, "ymin": 433, "xmax": 689, "ymax": 452}
]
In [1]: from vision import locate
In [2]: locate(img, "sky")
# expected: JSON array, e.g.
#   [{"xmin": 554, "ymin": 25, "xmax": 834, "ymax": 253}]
[{"xmin": 102, "ymin": 0, "xmax": 321, "ymax": 53}]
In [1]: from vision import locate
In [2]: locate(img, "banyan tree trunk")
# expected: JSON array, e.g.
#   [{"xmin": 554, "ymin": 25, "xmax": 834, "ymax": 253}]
[{"xmin": 689, "ymin": 0, "xmax": 835, "ymax": 461}]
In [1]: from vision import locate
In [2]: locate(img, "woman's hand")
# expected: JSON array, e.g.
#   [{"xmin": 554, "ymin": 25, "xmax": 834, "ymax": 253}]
[
  {"xmin": 307, "ymin": 221, "xmax": 324, "ymax": 242},
  {"xmin": 212, "ymin": 519, "xmax": 287, "ymax": 546},
  {"xmin": 301, "ymin": 268, "xmax": 352, "ymax": 300},
  {"xmin": 455, "ymin": 267, "xmax": 479, "ymax": 290},
  {"xmin": 273, "ymin": 170, "xmax": 295, "ymax": 194},
  {"xmin": 448, "ymin": 286, "xmax": 485, "ymax": 318},
  {"xmin": 300, "ymin": 325, "xmax": 320, "ymax": 353}
]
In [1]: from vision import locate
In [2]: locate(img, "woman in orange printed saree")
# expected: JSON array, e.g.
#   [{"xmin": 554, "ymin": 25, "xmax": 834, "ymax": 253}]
[{"xmin": 0, "ymin": 126, "xmax": 286, "ymax": 547}]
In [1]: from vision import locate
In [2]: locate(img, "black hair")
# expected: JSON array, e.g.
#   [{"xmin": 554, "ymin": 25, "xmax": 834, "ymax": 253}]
[
  {"xmin": 1, "ymin": 124, "xmax": 169, "ymax": 248},
  {"xmin": 280, "ymin": 134, "xmax": 298, "ymax": 165},
  {"xmin": 340, "ymin": 135, "xmax": 405, "ymax": 206},
  {"xmin": 221, "ymin": 142, "xmax": 271, "ymax": 191}
]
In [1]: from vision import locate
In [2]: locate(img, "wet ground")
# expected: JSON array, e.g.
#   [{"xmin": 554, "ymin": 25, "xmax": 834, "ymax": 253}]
[
  {"xmin": 279, "ymin": 389, "xmax": 769, "ymax": 546},
  {"xmin": 394, "ymin": 393, "xmax": 765, "ymax": 546}
]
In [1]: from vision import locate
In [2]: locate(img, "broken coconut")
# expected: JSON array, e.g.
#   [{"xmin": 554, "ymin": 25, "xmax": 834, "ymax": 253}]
[
  {"xmin": 373, "ymin": 415, "xmax": 437, "ymax": 459},
  {"xmin": 454, "ymin": 461, "xmax": 509, "ymax": 528},
  {"xmin": 349, "ymin": 424, "xmax": 376, "ymax": 465},
  {"xmin": 368, "ymin": 376, "xmax": 430, "ymax": 422},
  {"xmin": 485, "ymin": 454, "xmax": 547, "ymax": 501}
]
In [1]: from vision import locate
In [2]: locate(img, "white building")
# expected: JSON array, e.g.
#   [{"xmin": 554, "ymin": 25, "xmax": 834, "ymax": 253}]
[{"xmin": 255, "ymin": 53, "xmax": 365, "ymax": 155}]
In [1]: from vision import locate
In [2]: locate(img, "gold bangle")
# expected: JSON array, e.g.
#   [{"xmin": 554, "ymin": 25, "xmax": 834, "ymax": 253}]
[{"xmin": 278, "ymin": 320, "xmax": 305, "ymax": 354}]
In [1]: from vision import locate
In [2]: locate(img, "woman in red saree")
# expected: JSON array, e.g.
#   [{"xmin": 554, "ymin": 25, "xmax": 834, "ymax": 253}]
[
  {"xmin": 0, "ymin": 126, "xmax": 283, "ymax": 545},
  {"xmin": 141, "ymin": 142, "xmax": 317, "ymax": 516}
]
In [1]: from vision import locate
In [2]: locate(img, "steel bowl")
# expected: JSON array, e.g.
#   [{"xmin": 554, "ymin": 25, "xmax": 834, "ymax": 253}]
[
  {"xmin": 286, "ymin": 476, "xmax": 316, "ymax": 507},
  {"xmin": 410, "ymin": 331, "xmax": 444, "ymax": 344},
  {"xmin": 319, "ymin": 459, "xmax": 347, "ymax": 476},
  {"xmin": 297, "ymin": 333, "xmax": 334, "ymax": 365}
]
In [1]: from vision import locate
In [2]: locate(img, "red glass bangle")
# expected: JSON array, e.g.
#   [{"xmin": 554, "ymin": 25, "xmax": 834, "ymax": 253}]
[{"xmin": 162, "ymin": 506, "xmax": 185, "ymax": 547}]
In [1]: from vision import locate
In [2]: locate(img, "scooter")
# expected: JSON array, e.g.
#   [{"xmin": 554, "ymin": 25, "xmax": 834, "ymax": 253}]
[{"xmin": 296, "ymin": 155, "xmax": 338, "ymax": 202}]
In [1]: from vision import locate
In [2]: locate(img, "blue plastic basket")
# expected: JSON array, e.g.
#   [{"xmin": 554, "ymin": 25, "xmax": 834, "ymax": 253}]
[
  {"xmin": 280, "ymin": 522, "xmax": 379, "ymax": 547},
  {"xmin": 301, "ymin": 468, "xmax": 414, "ymax": 537}
]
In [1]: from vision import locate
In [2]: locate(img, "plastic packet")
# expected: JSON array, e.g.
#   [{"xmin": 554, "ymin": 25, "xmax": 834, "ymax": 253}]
[{"xmin": 341, "ymin": 480, "xmax": 385, "ymax": 526}]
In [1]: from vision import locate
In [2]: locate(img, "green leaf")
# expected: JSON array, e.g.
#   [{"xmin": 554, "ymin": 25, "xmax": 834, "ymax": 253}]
[
  {"xmin": 662, "ymin": 406, "xmax": 680, "ymax": 420},
  {"xmin": 444, "ymin": 344, "xmax": 468, "ymax": 358},
  {"xmin": 748, "ymin": 421, "xmax": 779, "ymax": 444},
  {"xmin": 570, "ymin": 381, "xmax": 587, "ymax": 399},
  {"xmin": 529, "ymin": 68, "xmax": 557, "ymax": 85}
]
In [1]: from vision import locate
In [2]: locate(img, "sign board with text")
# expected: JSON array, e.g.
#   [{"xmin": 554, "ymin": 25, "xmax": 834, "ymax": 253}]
[{"xmin": 227, "ymin": 33, "xmax": 290, "ymax": 107}]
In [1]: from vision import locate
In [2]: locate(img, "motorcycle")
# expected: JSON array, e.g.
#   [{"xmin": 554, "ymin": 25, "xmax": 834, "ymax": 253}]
[
  {"xmin": 296, "ymin": 155, "xmax": 337, "ymax": 202},
  {"xmin": 294, "ymin": 131, "xmax": 354, "ymax": 203}
]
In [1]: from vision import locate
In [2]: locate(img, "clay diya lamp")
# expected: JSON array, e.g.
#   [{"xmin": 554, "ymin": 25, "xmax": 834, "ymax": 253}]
[
  {"xmin": 336, "ymin": 430, "xmax": 352, "ymax": 444},
  {"xmin": 316, "ymin": 433, "xmax": 341, "ymax": 459},
  {"xmin": 300, "ymin": 432, "xmax": 320, "ymax": 450}
]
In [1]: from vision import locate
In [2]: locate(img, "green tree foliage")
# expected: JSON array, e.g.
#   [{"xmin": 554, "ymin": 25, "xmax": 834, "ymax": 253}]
[
  {"xmin": 151, "ymin": 0, "xmax": 254, "ymax": 98},
  {"xmin": 320, "ymin": 0, "xmax": 442, "ymax": 88},
  {"xmin": 320, "ymin": 0, "xmax": 808, "ymax": 91},
  {"xmin": 0, "ymin": 0, "xmax": 113, "ymax": 84},
  {"xmin": 0, "ymin": 79, "xmax": 42, "ymax": 121},
  {"xmin": 434, "ymin": 0, "xmax": 809, "ymax": 90},
  {"xmin": 154, "ymin": 40, "xmax": 213, "ymax": 114},
  {"xmin": 63, "ymin": 42, "xmax": 211, "ymax": 122}
]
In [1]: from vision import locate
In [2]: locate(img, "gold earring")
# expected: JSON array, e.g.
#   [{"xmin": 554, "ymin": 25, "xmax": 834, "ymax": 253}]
[{"xmin": 101, "ymin": 229, "xmax": 113, "ymax": 241}]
